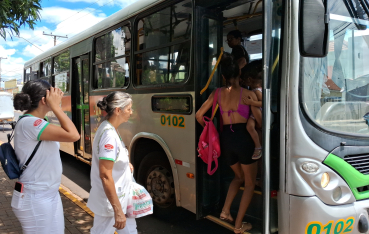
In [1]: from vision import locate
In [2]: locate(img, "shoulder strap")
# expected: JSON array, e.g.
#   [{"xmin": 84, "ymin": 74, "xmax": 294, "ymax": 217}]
[
  {"xmin": 239, "ymin": 88, "xmax": 243, "ymax": 103},
  {"xmin": 12, "ymin": 115, "xmax": 44, "ymax": 173},
  {"xmin": 8, "ymin": 115, "xmax": 32, "ymax": 143},
  {"xmin": 211, "ymin": 88, "xmax": 219, "ymax": 121},
  {"xmin": 20, "ymin": 141, "xmax": 42, "ymax": 172}
]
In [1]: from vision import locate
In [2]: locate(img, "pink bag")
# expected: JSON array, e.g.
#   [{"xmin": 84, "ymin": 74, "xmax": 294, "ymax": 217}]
[{"xmin": 197, "ymin": 88, "xmax": 221, "ymax": 175}]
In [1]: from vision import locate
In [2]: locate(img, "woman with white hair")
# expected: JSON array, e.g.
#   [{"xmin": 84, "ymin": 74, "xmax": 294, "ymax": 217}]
[{"xmin": 87, "ymin": 91, "xmax": 136, "ymax": 234}]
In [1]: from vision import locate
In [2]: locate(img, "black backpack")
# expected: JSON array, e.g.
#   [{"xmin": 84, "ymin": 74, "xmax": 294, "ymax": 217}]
[{"xmin": 0, "ymin": 115, "xmax": 42, "ymax": 179}]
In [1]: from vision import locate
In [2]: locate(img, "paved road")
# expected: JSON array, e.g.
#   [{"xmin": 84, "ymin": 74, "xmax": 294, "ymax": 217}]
[{"xmin": 0, "ymin": 112, "xmax": 232, "ymax": 234}]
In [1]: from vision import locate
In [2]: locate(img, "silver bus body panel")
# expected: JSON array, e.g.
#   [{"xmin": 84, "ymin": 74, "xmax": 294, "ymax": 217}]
[
  {"xmin": 129, "ymin": 132, "xmax": 181, "ymax": 207},
  {"xmin": 283, "ymin": 1, "xmax": 368, "ymax": 233},
  {"xmin": 277, "ymin": 2, "xmax": 292, "ymax": 233},
  {"xmin": 24, "ymin": 0, "xmax": 164, "ymax": 68},
  {"xmin": 286, "ymin": 0, "xmax": 329, "ymax": 198},
  {"xmin": 289, "ymin": 196, "xmax": 364, "ymax": 233},
  {"xmin": 70, "ymin": 37, "xmax": 93, "ymax": 58}
]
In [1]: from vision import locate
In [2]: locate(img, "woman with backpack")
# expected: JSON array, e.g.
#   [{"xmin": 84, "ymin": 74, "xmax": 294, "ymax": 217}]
[
  {"xmin": 12, "ymin": 80, "xmax": 80, "ymax": 234},
  {"xmin": 195, "ymin": 53, "xmax": 259, "ymax": 233}
]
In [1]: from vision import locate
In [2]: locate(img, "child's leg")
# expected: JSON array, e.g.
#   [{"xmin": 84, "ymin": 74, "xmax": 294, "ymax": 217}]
[
  {"xmin": 247, "ymin": 118, "xmax": 261, "ymax": 148},
  {"xmin": 251, "ymin": 106, "xmax": 262, "ymax": 129}
]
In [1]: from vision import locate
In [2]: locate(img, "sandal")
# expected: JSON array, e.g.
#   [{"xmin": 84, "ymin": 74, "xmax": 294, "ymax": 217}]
[
  {"xmin": 234, "ymin": 222, "xmax": 252, "ymax": 233},
  {"xmin": 220, "ymin": 211, "xmax": 234, "ymax": 223},
  {"xmin": 252, "ymin": 147, "xmax": 262, "ymax": 160}
]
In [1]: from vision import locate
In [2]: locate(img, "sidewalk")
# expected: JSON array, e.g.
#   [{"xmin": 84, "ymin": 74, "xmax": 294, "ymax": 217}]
[{"xmin": 0, "ymin": 166, "xmax": 94, "ymax": 234}]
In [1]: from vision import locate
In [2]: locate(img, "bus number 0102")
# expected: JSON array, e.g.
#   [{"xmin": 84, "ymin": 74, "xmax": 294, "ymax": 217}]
[
  {"xmin": 160, "ymin": 115, "xmax": 185, "ymax": 128},
  {"xmin": 305, "ymin": 217, "xmax": 355, "ymax": 234}
]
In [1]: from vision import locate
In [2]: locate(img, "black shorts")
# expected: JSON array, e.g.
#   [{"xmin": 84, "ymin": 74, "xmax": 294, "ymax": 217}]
[{"xmin": 220, "ymin": 123, "xmax": 257, "ymax": 166}]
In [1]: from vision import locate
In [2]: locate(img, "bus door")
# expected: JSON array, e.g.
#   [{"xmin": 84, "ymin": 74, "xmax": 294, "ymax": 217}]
[
  {"xmin": 72, "ymin": 54, "xmax": 92, "ymax": 160},
  {"xmin": 194, "ymin": 6, "xmax": 223, "ymax": 219}
]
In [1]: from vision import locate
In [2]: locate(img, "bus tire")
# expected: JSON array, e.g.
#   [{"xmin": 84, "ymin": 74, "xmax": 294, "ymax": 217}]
[{"xmin": 137, "ymin": 151, "xmax": 176, "ymax": 209}]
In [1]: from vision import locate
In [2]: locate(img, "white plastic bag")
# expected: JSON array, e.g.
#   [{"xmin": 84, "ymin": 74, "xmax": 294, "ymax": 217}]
[{"xmin": 126, "ymin": 176, "xmax": 153, "ymax": 218}]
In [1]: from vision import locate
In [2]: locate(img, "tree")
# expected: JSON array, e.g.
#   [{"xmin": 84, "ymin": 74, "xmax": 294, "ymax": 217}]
[{"xmin": 0, "ymin": 0, "xmax": 42, "ymax": 40}]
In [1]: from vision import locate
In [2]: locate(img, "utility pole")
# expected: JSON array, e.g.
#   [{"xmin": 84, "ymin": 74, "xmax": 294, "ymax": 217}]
[
  {"xmin": 43, "ymin": 32, "xmax": 68, "ymax": 46},
  {"xmin": 0, "ymin": 57, "xmax": 7, "ymax": 90}
]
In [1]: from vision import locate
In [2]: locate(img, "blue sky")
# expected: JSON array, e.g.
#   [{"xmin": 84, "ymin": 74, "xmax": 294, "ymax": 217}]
[{"xmin": 0, "ymin": 0, "xmax": 139, "ymax": 86}]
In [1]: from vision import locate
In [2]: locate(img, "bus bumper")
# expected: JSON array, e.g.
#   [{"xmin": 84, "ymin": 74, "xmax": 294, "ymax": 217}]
[{"xmin": 289, "ymin": 195, "xmax": 369, "ymax": 233}]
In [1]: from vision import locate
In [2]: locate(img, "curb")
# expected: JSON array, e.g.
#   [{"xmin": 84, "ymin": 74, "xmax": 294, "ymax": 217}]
[{"xmin": 59, "ymin": 185, "xmax": 94, "ymax": 217}]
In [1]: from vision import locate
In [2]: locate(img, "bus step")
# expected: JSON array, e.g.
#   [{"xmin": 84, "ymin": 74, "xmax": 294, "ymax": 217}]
[{"xmin": 205, "ymin": 215, "xmax": 261, "ymax": 234}]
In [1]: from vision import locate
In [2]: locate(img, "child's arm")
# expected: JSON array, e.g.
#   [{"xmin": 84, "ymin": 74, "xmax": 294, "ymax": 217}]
[
  {"xmin": 243, "ymin": 95, "xmax": 262, "ymax": 107},
  {"xmin": 255, "ymin": 90, "xmax": 262, "ymax": 102}
]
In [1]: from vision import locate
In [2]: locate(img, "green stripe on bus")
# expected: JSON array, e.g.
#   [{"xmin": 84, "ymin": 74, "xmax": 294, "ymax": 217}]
[
  {"xmin": 324, "ymin": 154, "xmax": 369, "ymax": 200},
  {"xmin": 99, "ymin": 157, "xmax": 115, "ymax": 162},
  {"xmin": 76, "ymin": 104, "xmax": 89, "ymax": 110},
  {"xmin": 37, "ymin": 122, "xmax": 49, "ymax": 141}
]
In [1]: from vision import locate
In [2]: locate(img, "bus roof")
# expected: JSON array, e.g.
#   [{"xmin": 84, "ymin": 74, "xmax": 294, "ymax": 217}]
[{"xmin": 24, "ymin": 0, "xmax": 163, "ymax": 68}]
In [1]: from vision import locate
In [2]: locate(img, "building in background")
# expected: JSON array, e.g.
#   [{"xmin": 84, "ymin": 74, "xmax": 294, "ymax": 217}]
[{"xmin": 4, "ymin": 79, "xmax": 19, "ymax": 94}]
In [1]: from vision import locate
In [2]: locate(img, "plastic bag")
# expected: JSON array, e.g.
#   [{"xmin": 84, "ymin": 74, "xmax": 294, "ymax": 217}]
[{"xmin": 126, "ymin": 177, "xmax": 153, "ymax": 218}]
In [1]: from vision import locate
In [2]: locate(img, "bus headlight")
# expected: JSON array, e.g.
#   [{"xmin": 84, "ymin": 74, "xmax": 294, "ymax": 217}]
[
  {"xmin": 301, "ymin": 162, "xmax": 319, "ymax": 173},
  {"xmin": 332, "ymin": 186, "xmax": 342, "ymax": 201},
  {"xmin": 321, "ymin": 172, "xmax": 330, "ymax": 188}
]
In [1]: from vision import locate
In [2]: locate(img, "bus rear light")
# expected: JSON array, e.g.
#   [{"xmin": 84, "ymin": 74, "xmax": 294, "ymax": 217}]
[
  {"xmin": 321, "ymin": 172, "xmax": 330, "ymax": 188},
  {"xmin": 186, "ymin": 173, "xmax": 195, "ymax": 179},
  {"xmin": 301, "ymin": 162, "xmax": 319, "ymax": 173},
  {"xmin": 271, "ymin": 190, "xmax": 277, "ymax": 197}
]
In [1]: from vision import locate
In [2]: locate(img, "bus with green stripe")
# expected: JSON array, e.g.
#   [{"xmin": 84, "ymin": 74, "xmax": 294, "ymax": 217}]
[{"xmin": 23, "ymin": 0, "xmax": 369, "ymax": 233}]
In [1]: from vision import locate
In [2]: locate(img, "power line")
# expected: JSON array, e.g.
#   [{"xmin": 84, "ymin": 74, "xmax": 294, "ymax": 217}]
[
  {"xmin": 26, "ymin": 0, "xmax": 104, "ymax": 45},
  {"xmin": 15, "ymin": 36, "xmax": 44, "ymax": 52},
  {"xmin": 57, "ymin": 0, "xmax": 115, "ymax": 45}
]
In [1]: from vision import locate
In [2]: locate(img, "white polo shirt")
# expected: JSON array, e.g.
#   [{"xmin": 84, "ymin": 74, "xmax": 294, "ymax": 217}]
[
  {"xmin": 14, "ymin": 114, "xmax": 62, "ymax": 191},
  {"xmin": 87, "ymin": 120, "xmax": 131, "ymax": 217}
]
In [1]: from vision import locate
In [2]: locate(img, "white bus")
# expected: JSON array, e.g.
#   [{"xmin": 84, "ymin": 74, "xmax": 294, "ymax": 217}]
[{"xmin": 23, "ymin": 0, "xmax": 369, "ymax": 233}]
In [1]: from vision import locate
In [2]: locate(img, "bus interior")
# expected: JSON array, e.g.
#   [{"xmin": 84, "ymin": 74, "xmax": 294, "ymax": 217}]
[{"xmin": 195, "ymin": 0, "xmax": 280, "ymax": 233}]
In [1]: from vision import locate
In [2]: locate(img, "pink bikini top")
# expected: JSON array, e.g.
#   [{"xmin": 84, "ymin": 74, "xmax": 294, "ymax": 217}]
[{"xmin": 218, "ymin": 87, "xmax": 250, "ymax": 131}]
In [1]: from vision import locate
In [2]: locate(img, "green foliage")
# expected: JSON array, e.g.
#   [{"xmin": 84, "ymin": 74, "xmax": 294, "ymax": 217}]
[{"xmin": 0, "ymin": 0, "xmax": 42, "ymax": 40}]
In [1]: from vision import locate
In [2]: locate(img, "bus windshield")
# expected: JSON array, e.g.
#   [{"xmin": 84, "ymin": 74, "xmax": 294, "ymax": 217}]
[{"xmin": 301, "ymin": 0, "xmax": 369, "ymax": 135}]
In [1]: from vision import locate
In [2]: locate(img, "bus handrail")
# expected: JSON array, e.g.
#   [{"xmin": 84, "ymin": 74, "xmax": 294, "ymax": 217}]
[
  {"xmin": 200, "ymin": 47, "xmax": 224, "ymax": 119},
  {"xmin": 200, "ymin": 47, "xmax": 224, "ymax": 95}
]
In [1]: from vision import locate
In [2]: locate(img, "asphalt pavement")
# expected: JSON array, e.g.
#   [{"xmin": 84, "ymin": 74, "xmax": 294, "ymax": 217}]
[{"xmin": 0, "ymin": 111, "xmax": 232, "ymax": 234}]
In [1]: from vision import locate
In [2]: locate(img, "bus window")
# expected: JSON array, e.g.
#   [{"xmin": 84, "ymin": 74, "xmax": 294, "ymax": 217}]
[
  {"xmin": 53, "ymin": 50, "xmax": 70, "ymax": 93},
  {"xmin": 25, "ymin": 67, "xmax": 31, "ymax": 82},
  {"xmin": 94, "ymin": 25, "xmax": 131, "ymax": 89},
  {"xmin": 301, "ymin": 0, "xmax": 369, "ymax": 135},
  {"xmin": 135, "ymin": 0, "xmax": 192, "ymax": 86},
  {"xmin": 40, "ymin": 58, "xmax": 51, "ymax": 78}
]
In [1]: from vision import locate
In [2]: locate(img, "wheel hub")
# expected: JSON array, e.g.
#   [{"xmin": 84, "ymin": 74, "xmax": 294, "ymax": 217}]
[{"xmin": 146, "ymin": 167, "xmax": 174, "ymax": 207}]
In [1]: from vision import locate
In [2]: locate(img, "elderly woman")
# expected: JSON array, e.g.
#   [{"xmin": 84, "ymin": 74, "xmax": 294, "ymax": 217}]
[{"xmin": 87, "ymin": 91, "xmax": 136, "ymax": 234}]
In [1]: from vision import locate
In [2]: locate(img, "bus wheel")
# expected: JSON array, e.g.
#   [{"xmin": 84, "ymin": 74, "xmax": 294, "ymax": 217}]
[{"xmin": 137, "ymin": 151, "xmax": 175, "ymax": 209}]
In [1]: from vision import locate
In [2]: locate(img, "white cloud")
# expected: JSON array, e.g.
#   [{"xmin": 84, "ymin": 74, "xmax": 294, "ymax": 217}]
[
  {"xmin": 60, "ymin": 0, "xmax": 137, "ymax": 8},
  {"xmin": 16, "ymin": 6, "xmax": 107, "ymax": 57},
  {"xmin": 0, "ymin": 45, "xmax": 25, "ymax": 82}
]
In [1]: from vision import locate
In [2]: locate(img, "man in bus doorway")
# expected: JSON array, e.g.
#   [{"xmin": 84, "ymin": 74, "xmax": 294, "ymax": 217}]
[{"xmin": 226, "ymin": 30, "xmax": 250, "ymax": 70}]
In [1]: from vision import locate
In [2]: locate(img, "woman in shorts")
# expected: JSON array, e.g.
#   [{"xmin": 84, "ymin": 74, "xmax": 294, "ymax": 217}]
[{"xmin": 196, "ymin": 53, "xmax": 259, "ymax": 233}]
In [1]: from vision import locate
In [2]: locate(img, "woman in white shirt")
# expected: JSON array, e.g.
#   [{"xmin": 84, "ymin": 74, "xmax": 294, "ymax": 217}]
[
  {"xmin": 87, "ymin": 91, "xmax": 136, "ymax": 234},
  {"xmin": 12, "ymin": 80, "xmax": 80, "ymax": 234}
]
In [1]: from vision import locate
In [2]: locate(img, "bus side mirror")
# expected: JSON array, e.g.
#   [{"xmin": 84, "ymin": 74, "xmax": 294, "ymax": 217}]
[{"xmin": 299, "ymin": 0, "xmax": 329, "ymax": 57}]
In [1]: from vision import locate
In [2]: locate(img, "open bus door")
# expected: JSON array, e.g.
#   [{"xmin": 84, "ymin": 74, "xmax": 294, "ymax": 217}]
[
  {"xmin": 195, "ymin": 6, "xmax": 223, "ymax": 219},
  {"xmin": 72, "ymin": 54, "xmax": 92, "ymax": 161}
]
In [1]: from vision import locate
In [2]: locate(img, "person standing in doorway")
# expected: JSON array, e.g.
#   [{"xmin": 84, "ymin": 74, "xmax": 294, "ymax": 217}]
[{"xmin": 226, "ymin": 30, "xmax": 250, "ymax": 70}]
